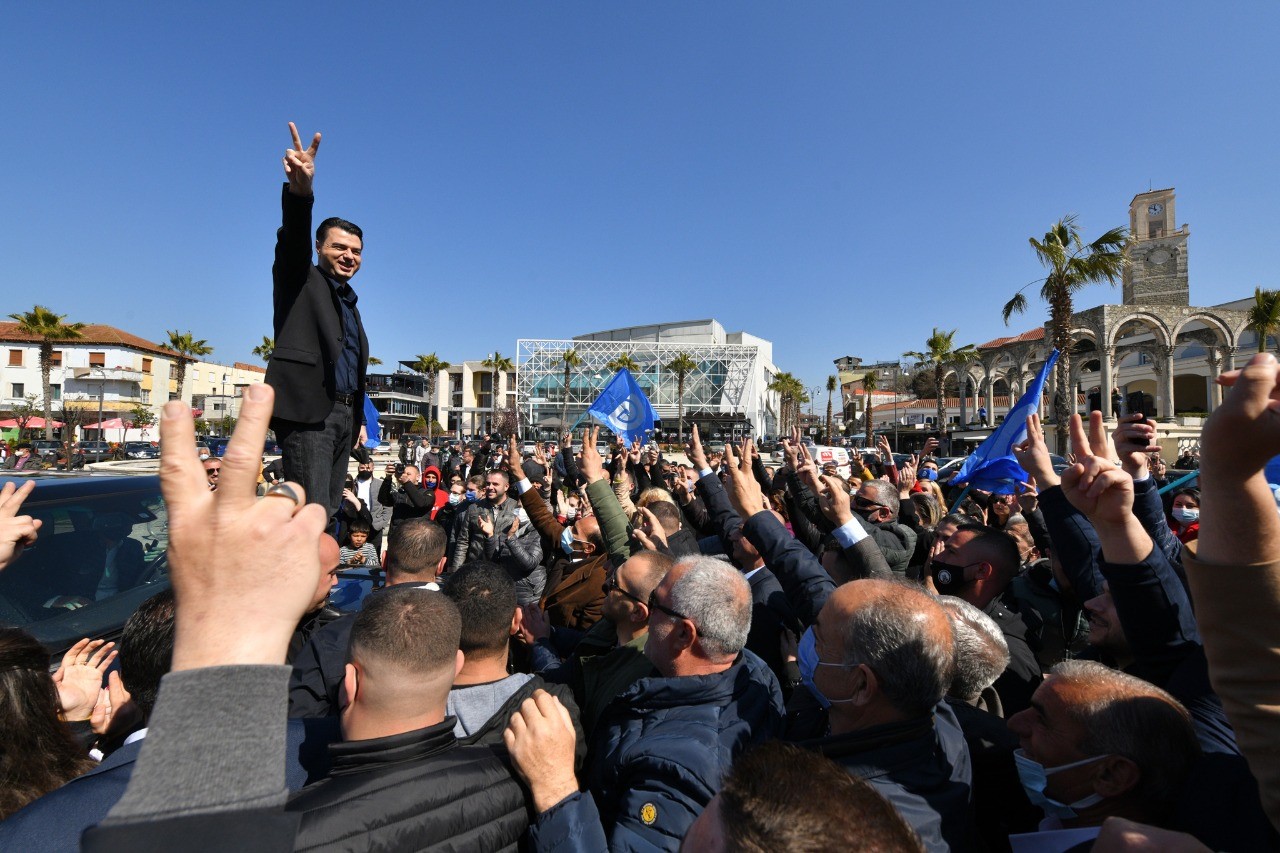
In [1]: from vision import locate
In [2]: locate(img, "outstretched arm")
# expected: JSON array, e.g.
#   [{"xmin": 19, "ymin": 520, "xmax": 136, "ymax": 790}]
[
  {"xmin": 273, "ymin": 122, "xmax": 323, "ymax": 310},
  {"xmin": 1186, "ymin": 354, "xmax": 1280, "ymax": 826}
]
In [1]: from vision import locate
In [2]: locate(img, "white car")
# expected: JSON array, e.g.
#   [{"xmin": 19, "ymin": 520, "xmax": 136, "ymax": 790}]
[{"xmin": 374, "ymin": 440, "xmax": 392, "ymax": 456}]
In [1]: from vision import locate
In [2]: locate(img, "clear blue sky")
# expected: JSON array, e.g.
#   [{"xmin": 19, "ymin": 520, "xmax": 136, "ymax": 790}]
[{"xmin": 4, "ymin": 3, "xmax": 1277, "ymax": 395}]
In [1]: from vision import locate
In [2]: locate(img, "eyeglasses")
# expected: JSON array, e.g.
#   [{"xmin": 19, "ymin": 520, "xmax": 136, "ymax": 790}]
[
  {"xmin": 206, "ymin": 468, "xmax": 221, "ymax": 476},
  {"xmin": 854, "ymin": 494, "xmax": 888, "ymax": 511},
  {"xmin": 648, "ymin": 589, "xmax": 691, "ymax": 622},
  {"xmin": 602, "ymin": 577, "xmax": 646, "ymax": 607}
]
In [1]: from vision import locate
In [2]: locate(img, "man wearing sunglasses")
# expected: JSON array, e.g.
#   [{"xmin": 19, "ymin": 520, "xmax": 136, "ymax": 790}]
[
  {"xmin": 848, "ymin": 480, "xmax": 917, "ymax": 577},
  {"xmin": 507, "ymin": 556, "xmax": 785, "ymax": 851}
]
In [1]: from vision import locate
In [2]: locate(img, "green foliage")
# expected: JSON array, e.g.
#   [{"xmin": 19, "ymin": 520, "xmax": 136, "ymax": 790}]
[
  {"xmin": 9, "ymin": 305, "xmax": 85, "ymax": 440},
  {"xmin": 160, "ymin": 330, "xmax": 214, "ymax": 401},
  {"xmin": 606, "ymin": 352, "xmax": 639, "ymax": 373},
  {"xmin": 128, "ymin": 404, "xmax": 157, "ymax": 430},
  {"xmin": 252, "ymin": 336, "xmax": 275, "ymax": 362},
  {"xmin": 410, "ymin": 414, "xmax": 428, "ymax": 434},
  {"xmin": 1247, "ymin": 287, "xmax": 1280, "ymax": 353}
]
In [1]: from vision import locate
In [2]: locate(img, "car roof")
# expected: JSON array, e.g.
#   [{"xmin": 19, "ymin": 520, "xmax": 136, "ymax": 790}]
[{"xmin": 0, "ymin": 471, "xmax": 162, "ymax": 494}]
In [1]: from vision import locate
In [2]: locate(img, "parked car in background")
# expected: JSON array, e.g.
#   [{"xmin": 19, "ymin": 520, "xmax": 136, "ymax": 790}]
[
  {"xmin": 375, "ymin": 440, "xmax": 392, "ymax": 456},
  {"xmin": 123, "ymin": 441, "xmax": 160, "ymax": 460},
  {"xmin": 79, "ymin": 440, "xmax": 113, "ymax": 463},
  {"xmin": 31, "ymin": 440, "xmax": 61, "ymax": 462},
  {"xmin": 0, "ymin": 472, "xmax": 170, "ymax": 658},
  {"xmin": 204, "ymin": 437, "xmax": 231, "ymax": 457}
]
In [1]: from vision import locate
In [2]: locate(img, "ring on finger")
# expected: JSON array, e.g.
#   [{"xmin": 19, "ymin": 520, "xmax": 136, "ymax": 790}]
[{"xmin": 264, "ymin": 482, "xmax": 303, "ymax": 508}]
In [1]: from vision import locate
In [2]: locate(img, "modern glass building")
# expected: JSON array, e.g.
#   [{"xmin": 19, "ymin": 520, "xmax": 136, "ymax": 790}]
[{"xmin": 516, "ymin": 319, "xmax": 780, "ymax": 440}]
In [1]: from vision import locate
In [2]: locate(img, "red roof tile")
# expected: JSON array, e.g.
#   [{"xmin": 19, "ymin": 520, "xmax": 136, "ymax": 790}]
[
  {"xmin": 977, "ymin": 328, "xmax": 1045, "ymax": 350},
  {"xmin": 0, "ymin": 322, "xmax": 174, "ymax": 358}
]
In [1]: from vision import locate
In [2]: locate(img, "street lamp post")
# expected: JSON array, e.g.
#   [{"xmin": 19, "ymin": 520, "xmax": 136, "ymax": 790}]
[
  {"xmin": 220, "ymin": 373, "xmax": 229, "ymax": 436},
  {"xmin": 94, "ymin": 367, "xmax": 106, "ymax": 443},
  {"xmin": 892, "ymin": 364, "xmax": 900, "ymax": 453}
]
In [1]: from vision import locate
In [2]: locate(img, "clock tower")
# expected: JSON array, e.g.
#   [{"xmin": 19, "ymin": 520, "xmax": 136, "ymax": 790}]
[{"xmin": 1123, "ymin": 188, "xmax": 1189, "ymax": 306}]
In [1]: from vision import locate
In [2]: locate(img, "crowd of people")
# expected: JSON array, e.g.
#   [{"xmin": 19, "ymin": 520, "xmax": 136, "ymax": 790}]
[
  {"xmin": 3, "ymin": 355, "xmax": 1280, "ymax": 850},
  {"xmin": 7, "ymin": 123, "xmax": 1280, "ymax": 851}
]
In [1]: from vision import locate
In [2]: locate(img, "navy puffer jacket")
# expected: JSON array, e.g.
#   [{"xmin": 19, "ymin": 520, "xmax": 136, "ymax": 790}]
[{"xmin": 530, "ymin": 649, "xmax": 785, "ymax": 852}]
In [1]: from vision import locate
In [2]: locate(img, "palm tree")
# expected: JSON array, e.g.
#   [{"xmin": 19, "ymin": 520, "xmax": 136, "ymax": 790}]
[
  {"xmin": 560, "ymin": 348, "xmax": 583, "ymax": 426},
  {"xmin": 159, "ymin": 330, "xmax": 213, "ymax": 402},
  {"xmin": 905, "ymin": 328, "xmax": 979, "ymax": 453},
  {"xmin": 825, "ymin": 375, "xmax": 837, "ymax": 444},
  {"xmin": 368, "ymin": 356, "xmax": 383, "ymax": 367},
  {"xmin": 410, "ymin": 353, "xmax": 450, "ymax": 438},
  {"xmin": 606, "ymin": 352, "xmax": 640, "ymax": 374},
  {"xmin": 480, "ymin": 352, "xmax": 514, "ymax": 433},
  {"xmin": 767, "ymin": 371, "xmax": 806, "ymax": 435},
  {"xmin": 252, "ymin": 336, "xmax": 275, "ymax": 363},
  {"xmin": 665, "ymin": 352, "xmax": 697, "ymax": 443},
  {"xmin": 1247, "ymin": 287, "xmax": 1280, "ymax": 353},
  {"xmin": 1003, "ymin": 215, "xmax": 1127, "ymax": 446},
  {"xmin": 8, "ymin": 306, "xmax": 85, "ymax": 440},
  {"xmin": 862, "ymin": 371, "xmax": 879, "ymax": 448}
]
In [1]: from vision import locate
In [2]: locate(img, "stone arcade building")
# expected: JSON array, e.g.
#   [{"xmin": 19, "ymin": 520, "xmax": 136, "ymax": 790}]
[{"xmin": 952, "ymin": 188, "xmax": 1255, "ymax": 443}]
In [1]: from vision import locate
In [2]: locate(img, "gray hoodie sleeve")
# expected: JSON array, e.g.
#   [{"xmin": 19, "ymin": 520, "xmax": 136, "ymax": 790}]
[{"xmin": 103, "ymin": 665, "xmax": 291, "ymax": 824}]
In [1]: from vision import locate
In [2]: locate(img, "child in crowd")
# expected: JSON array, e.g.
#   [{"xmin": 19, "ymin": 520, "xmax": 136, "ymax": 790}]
[{"xmin": 333, "ymin": 518, "xmax": 380, "ymax": 611}]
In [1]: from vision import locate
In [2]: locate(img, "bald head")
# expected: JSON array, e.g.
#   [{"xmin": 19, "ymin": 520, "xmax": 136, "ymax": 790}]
[
  {"xmin": 823, "ymin": 579, "xmax": 954, "ymax": 718},
  {"xmin": 619, "ymin": 550, "xmax": 675, "ymax": 601}
]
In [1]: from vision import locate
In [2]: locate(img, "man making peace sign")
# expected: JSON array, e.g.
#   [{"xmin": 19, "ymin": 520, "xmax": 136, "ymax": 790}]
[{"xmin": 265, "ymin": 121, "xmax": 370, "ymax": 524}]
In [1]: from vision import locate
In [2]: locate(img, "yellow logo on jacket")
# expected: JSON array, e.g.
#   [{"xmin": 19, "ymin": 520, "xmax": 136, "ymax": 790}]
[{"xmin": 640, "ymin": 803, "xmax": 657, "ymax": 825}]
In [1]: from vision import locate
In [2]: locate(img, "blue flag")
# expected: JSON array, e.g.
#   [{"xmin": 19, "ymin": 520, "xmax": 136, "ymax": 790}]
[
  {"xmin": 363, "ymin": 395, "xmax": 382, "ymax": 448},
  {"xmin": 952, "ymin": 349, "xmax": 1060, "ymax": 494},
  {"xmin": 586, "ymin": 368, "xmax": 656, "ymax": 445}
]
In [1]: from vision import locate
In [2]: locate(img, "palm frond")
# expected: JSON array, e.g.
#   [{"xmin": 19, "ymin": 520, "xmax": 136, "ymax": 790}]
[{"xmin": 1002, "ymin": 293, "xmax": 1028, "ymax": 324}]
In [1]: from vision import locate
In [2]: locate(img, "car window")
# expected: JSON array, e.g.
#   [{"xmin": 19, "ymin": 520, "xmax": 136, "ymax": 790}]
[{"xmin": 0, "ymin": 483, "xmax": 168, "ymax": 636}]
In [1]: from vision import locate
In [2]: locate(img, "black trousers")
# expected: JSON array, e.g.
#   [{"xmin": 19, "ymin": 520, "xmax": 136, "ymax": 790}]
[{"xmin": 274, "ymin": 400, "xmax": 352, "ymax": 524}]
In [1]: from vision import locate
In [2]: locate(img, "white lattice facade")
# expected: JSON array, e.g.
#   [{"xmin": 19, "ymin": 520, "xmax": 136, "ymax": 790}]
[{"xmin": 517, "ymin": 320, "xmax": 780, "ymax": 439}]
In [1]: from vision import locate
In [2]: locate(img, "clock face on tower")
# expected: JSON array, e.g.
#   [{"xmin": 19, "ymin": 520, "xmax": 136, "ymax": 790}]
[{"xmin": 1148, "ymin": 203, "xmax": 1164, "ymax": 215}]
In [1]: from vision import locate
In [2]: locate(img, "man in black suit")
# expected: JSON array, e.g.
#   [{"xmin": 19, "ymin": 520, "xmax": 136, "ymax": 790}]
[{"xmin": 265, "ymin": 122, "xmax": 370, "ymax": 522}]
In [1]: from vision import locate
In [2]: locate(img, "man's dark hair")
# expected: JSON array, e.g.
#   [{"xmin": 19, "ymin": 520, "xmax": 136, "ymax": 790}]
[
  {"xmin": 486, "ymin": 469, "xmax": 510, "ymax": 486},
  {"xmin": 442, "ymin": 561, "xmax": 516, "ymax": 657},
  {"xmin": 350, "ymin": 587, "xmax": 460, "ymax": 673},
  {"xmin": 646, "ymin": 500, "xmax": 683, "ymax": 535},
  {"xmin": 386, "ymin": 519, "xmax": 446, "ymax": 577},
  {"xmin": 955, "ymin": 522, "xmax": 1021, "ymax": 587},
  {"xmin": 315, "ymin": 217, "xmax": 363, "ymax": 247},
  {"xmin": 348, "ymin": 517, "xmax": 373, "ymax": 535},
  {"xmin": 120, "ymin": 588, "xmax": 176, "ymax": 719},
  {"xmin": 719, "ymin": 741, "xmax": 923, "ymax": 852}
]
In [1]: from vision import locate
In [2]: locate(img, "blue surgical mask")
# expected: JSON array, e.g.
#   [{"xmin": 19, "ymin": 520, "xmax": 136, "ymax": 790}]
[
  {"xmin": 796, "ymin": 627, "xmax": 857, "ymax": 710},
  {"xmin": 1013, "ymin": 750, "xmax": 1108, "ymax": 820},
  {"xmin": 447, "ymin": 493, "xmax": 463, "ymax": 505},
  {"xmin": 466, "ymin": 489, "xmax": 477, "ymax": 501},
  {"xmin": 560, "ymin": 526, "xmax": 576, "ymax": 556}
]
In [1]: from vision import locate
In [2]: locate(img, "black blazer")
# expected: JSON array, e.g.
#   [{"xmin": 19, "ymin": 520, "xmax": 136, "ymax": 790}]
[{"xmin": 265, "ymin": 185, "xmax": 369, "ymax": 431}]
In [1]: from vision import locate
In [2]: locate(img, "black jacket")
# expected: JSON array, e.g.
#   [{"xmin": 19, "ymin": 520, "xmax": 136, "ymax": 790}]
[
  {"xmin": 265, "ymin": 185, "xmax": 368, "ymax": 432},
  {"xmin": 809, "ymin": 703, "xmax": 975, "ymax": 853},
  {"xmin": 983, "ymin": 591, "xmax": 1042, "ymax": 717},
  {"xmin": 377, "ymin": 476, "xmax": 434, "ymax": 528},
  {"xmin": 289, "ymin": 582, "xmax": 435, "ymax": 718},
  {"xmin": 744, "ymin": 567, "xmax": 801, "ymax": 694},
  {"xmin": 286, "ymin": 719, "xmax": 529, "ymax": 852}
]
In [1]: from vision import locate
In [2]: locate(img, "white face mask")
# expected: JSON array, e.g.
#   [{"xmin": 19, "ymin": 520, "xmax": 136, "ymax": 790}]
[
  {"xmin": 516, "ymin": 508, "xmax": 529, "ymax": 525},
  {"xmin": 565, "ymin": 507, "xmax": 578, "ymax": 520},
  {"xmin": 1172, "ymin": 507, "xmax": 1199, "ymax": 524}
]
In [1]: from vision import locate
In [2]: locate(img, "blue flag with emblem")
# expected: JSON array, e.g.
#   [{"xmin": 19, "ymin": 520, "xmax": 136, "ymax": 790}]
[
  {"xmin": 585, "ymin": 368, "xmax": 657, "ymax": 445},
  {"xmin": 363, "ymin": 395, "xmax": 381, "ymax": 448},
  {"xmin": 952, "ymin": 348, "xmax": 1060, "ymax": 495}
]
